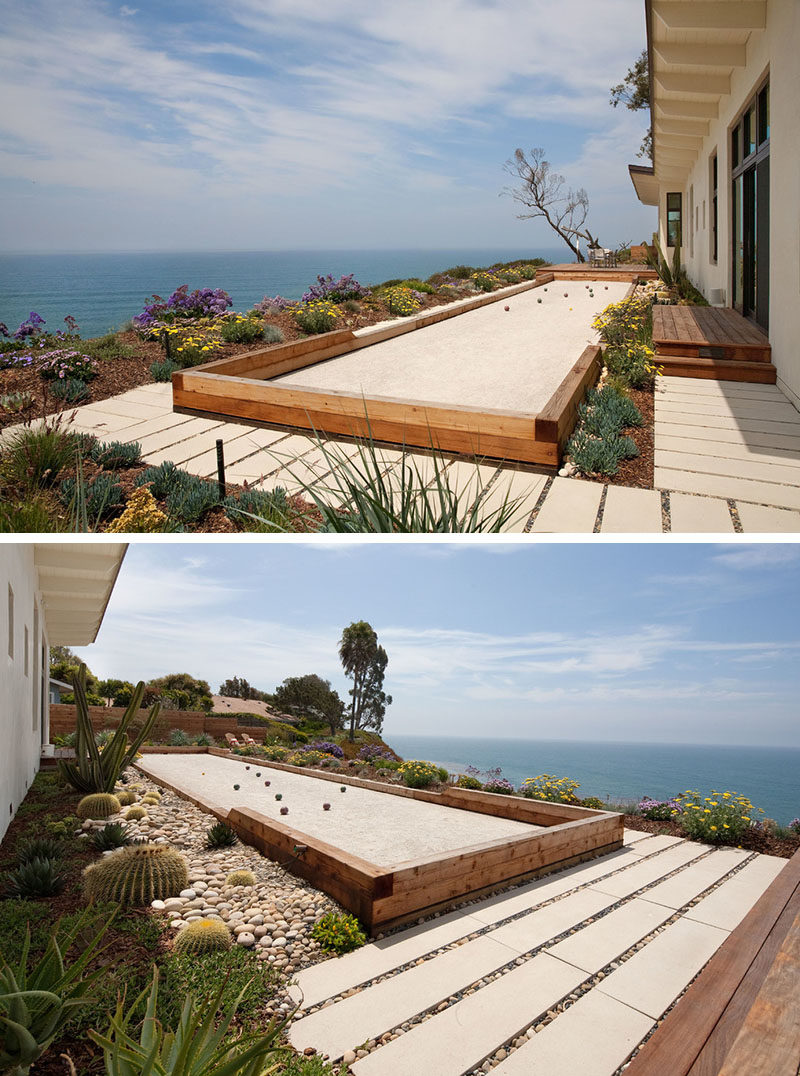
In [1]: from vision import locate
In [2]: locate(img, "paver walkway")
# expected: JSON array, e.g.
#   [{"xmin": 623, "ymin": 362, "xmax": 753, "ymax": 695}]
[
  {"xmin": 5, "ymin": 373, "xmax": 800, "ymax": 532},
  {"xmin": 286, "ymin": 831, "xmax": 786, "ymax": 1074}
]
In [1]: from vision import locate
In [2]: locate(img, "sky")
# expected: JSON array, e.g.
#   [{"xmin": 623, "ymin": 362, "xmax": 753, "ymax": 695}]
[
  {"xmin": 75, "ymin": 541, "xmax": 800, "ymax": 749},
  {"xmin": 0, "ymin": 0, "xmax": 656, "ymax": 253}
]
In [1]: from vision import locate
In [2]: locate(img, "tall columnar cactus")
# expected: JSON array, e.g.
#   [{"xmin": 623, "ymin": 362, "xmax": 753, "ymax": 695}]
[
  {"xmin": 76, "ymin": 793, "xmax": 121, "ymax": 819},
  {"xmin": 174, "ymin": 918, "xmax": 231, "ymax": 955},
  {"xmin": 83, "ymin": 844, "xmax": 188, "ymax": 905},
  {"xmin": 59, "ymin": 664, "xmax": 161, "ymax": 794}
]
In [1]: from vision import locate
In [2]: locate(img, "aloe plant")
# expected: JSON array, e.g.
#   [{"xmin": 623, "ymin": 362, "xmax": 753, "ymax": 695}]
[
  {"xmin": 0, "ymin": 911, "xmax": 112, "ymax": 1076},
  {"xmin": 58, "ymin": 665, "xmax": 161, "ymax": 794},
  {"xmin": 645, "ymin": 238, "xmax": 686, "ymax": 290},
  {"xmin": 89, "ymin": 967, "xmax": 288, "ymax": 1076}
]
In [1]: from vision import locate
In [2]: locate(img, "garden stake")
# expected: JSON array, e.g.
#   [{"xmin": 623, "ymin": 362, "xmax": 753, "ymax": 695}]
[{"xmin": 216, "ymin": 438, "xmax": 226, "ymax": 498}]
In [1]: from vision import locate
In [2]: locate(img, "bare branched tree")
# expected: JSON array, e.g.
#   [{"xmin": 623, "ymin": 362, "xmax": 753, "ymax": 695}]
[{"xmin": 503, "ymin": 148, "xmax": 599, "ymax": 262}]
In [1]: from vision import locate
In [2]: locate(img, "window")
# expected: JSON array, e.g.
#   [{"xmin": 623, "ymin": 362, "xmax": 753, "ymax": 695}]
[
  {"xmin": 666, "ymin": 192, "xmax": 682, "ymax": 247},
  {"xmin": 689, "ymin": 185, "xmax": 694, "ymax": 257},
  {"xmin": 7, "ymin": 585, "xmax": 13, "ymax": 660},
  {"xmin": 710, "ymin": 153, "xmax": 718, "ymax": 263},
  {"xmin": 731, "ymin": 77, "xmax": 770, "ymax": 327},
  {"xmin": 24, "ymin": 625, "xmax": 29, "ymax": 676}
]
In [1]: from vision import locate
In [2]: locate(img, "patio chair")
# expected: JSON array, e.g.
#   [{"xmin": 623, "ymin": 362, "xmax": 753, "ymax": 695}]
[
  {"xmin": 241, "ymin": 732, "xmax": 257, "ymax": 746},
  {"xmin": 225, "ymin": 732, "xmax": 240, "ymax": 748},
  {"xmin": 588, "ymin": 246, "xmax": 604, "ymax": 267}
]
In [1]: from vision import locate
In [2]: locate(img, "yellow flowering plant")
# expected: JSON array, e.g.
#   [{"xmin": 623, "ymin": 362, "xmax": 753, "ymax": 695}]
[
  {"xmin": 398, "ymin": 759, "xmax": 443, "ymax": 789},
  {"xmin": 675, "ymin": 789, "xmax": 764, "ymax": 844},
  {"xmin": 294, "ymin": 299, "xmax": 340, "ymax": 334},
  {"xmin": 382, "ymin": 286, "xmax": 422, "ymax": 317},
  {"xmin": 520, "ymin": 774, "xmax": 580, "ymax": 804}
]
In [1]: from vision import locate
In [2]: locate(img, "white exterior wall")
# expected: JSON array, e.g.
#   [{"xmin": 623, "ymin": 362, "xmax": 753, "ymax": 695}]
[
  {"xmin": 656, "ymin": 1, "xmax": 800, "ymax": 403},
  {"xmin": 1, "ymin": 546, "xmax": 49, "ymax": 844}
]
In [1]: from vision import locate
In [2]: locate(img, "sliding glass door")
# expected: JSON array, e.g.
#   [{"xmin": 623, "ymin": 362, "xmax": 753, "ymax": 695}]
[{"xmin": 731, "ymin": 80, "xmax": 769, "ymax": 330}]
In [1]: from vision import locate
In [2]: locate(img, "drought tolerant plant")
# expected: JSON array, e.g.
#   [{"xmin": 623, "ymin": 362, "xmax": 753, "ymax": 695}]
[
  {"xmin": 59, "ymin": 665, "xmax": 161, "ymax": 793},
  {"xmin": 638, "ymin": 798, "xmax": 682, "ymax": 821},
  {"xmin": 471, "ymin": 270, "xmax": 497, "ymax": 292},
  {"xmin": 49, "ymin": 377, "xmax": 89, "ymax": 403},
  {"xmin": 174, "ymin": 918, "xmax": 232, "ymax": 955},
  {"xmin": 133, "ymin": 285, "xmax": 233, "ymax": 329},
  {"xmin": 0, "ymin": 911, "xmax": 112, "ymax": 1075},
  {"xmin": 89, "ymin": 966, "xmax": 288, "ymax": 1076},
  {"xmin": 357, "ymin": 744, "xmax": 394, "ymax": 762},
  {"xmin": 205, "ymin": 821, "xmax": 238, "ymax": 849},
  {"xmin": 77, "ymin": 792, "xmax": 122, "ymax": 819},
  {"xmin": 219, "ymin": 314, "xmax": 264, "ymax": 344},
  {"xmin": 124, "ymin": 805, "xmax": 148, "ymax": 821},
  {"xmin": 0, "ymin": 391, "xmax": 35, "ymax": 414},
  {"xmin": 105, "ymin": 485, "xmax": 168, "ymax": 533},
  {"xmin": 222, "ymin": 487, "xmax": 290, "ymax": 532},
  {"xmin": 308, "ymin": 741, "xmax": 344, "ymax": 759},
  {"xmin": 60, "ymin": 472, "xmax": 124, "ymax": 522},
  {"xmin": 790, "ymin": 818, "xmax": 800, "ymax": 835},
  {"xmin": 150, "ymin": 357, "xmax": 179, "ymax": 382},
  {"xmin": 115, "ymin": 789, "xmax": 137, "ymax": 807},
  {"xmin": 81, "ymin": 332, "xmax": 135, "ymax": 362},
  {"xmin": 0, "ymin": 418, "xmax": 82, "ymax": 492},
  {"xmin": 294, "ymin": 299, "xmax": 340, "ymax": 334},
  {"xmin": 455, "ymin": 774, "xmax": 483, "ymax": 790},
  {"xmin": 382, "ymin": 286, "xmax": 422, "ymax": 316},
  {"xmin": 397, "ymin": 760, "xmax": 441, "ymax": 789},
  {"xmin": 14, "ymin": 837, "xmax": 64, "ymax": 864},
  {"xmin": 38, "ymin": 349, "xmax": 98, "ymax": 383},
  {"xmin": 90, "ymin": 440, "xmax": 142, "ymax": 469},
  {"xmin": 3, "ymin": 857, "xmax": 67, "ymax": 899},
  {"xmin": 311, "ymin": 912, "xmax": 366, "ymax": 954},
  {"xmin": 675, "ymin": 789, "xmax": 764, "ymax": 844},
  {"xmin": 92, "ymin": 823, "xmax": 132, "ymax": 851},
  {"xmin": 301, "ymin": 273, "xmax": 371, "ymax": 303},
  {"xmin": 225, "ymin": 870, "xmax": 255, "ymax": 888},
  {"xmin": 271, "ymin": 430, "xmax": 526, "ymax": 533},
  {"xmin": 521, "ymin": 774, "xmax": 580, "ymax": 803},
  {"xmin": 83, "ymin": 844, "xmax": 188, "ymax": 904},
  {"xmin": 566, "ymin": 385, "xmax": 642, "ymax": 477},
  {"xmin": 168, "ymin": 728, "xmax": 191, "ymax": 746}
]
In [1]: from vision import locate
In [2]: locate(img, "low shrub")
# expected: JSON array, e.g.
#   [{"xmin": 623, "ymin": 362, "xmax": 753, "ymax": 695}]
[
  {"xmin": 455, "ymin": 774, "xmax": 483, "ymax": 790},
  {"xmin": 520, "ymin": 774, "xmax": 580, "ymax": 803},
  {"xmin": 382, "ymin": 286, "xmax": 422, "ymax": 316},
  {"xmin": 173, "ymin": 333, "xmax": 223, "ymax": 367},
  {"xmin": 471, "ymin": 271, "xmax": 496, "ymax": 292},
  {"xmin": 790, "ymin": 818, "xmax": 800, "ymax": 835},
  {"xmin": 82, "ymin": 332, "xmax": 135, "ymax": 361},
  {"xmin": 301, "ymin": 273, "xmax": 371, "ymax": 303},
  {"xmin": 260, "ymin": 745, "xmax": 289, "ymax": 761},
  {"xmin": 223, "ymin": 487, "xmax": 290, "ymax": 532},
  {"xmin": 580, "ymin": 797, "xmax": 606, "ymax": 810},
  {"xmin": 483, "ymin": 776, "xmax": 515, "ymax": 794},
  {"xmin": 105, "ymin": 486, "xmax": 168, "ymax": 533},
  {"xmin": 566, "ymin": 385, "xmax": 642, "ymax": 477},
  {"xmin": 308, "ymin": 741, "xmax": 345, "ymax": 758},
  {"xmin": 168, "ymin": 728, "xmax": 191, "ymax": 746},
  {"xmin": 568, "ymin": 429, "xmax": 639, "ymax": 476},
  {"xmin": 220, "ymin": 315, "xmax": 264, "ymax": 344},
  {"xmin": 675, "ymin": 789, "xmax": 764, "ymax": 844},
  {"xmin": 59, "ymin": 473, "xmax": 124, "ymax": 521},
  {"xmin": 357, "ymin": 744, "xmax": 395, "ymax": 762},
  {"xmin": 294, "ymin": 299, "xmax": 340, "ymax": 334},
  {"xmin": 150, "ymin": 357, "xmax": 179, "ymax": 382},
  {"xmin": 638, "ymin": 798, "xmax": 682, "ymax": 821},
  {"xmin": 311, "ymin": 911, "xmax": 366, "ymax": 954},
  {"xmin": 604, "ymin": 341, "xmax": 660, "ymax": 388},
  {"xmin": 397, "ymin": 760, "xmax": 441, "ymax": 789},
  {"xmin": 133, "ymin": 285, "xmax": 232, "ymax": 329},
  {"xmin": 260, "ymin": 323, "xmax": 285, "ymax": 344},
  {"xmin": 39, "ymin": 349, "xmax": 98, "ymax": 382},
  {"xmin": 372, "ymin": 758, "xmax": 400, "ymax": 771},
  {"xmin": 50, "ymin": 376, "xmax": 89, "ymax": 403}
]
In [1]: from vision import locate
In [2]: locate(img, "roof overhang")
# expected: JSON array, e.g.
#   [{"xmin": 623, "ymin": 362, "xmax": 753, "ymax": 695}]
[
  {"xmin": 34, "ymin": 543, "xmax": 127, "ymax": 646},
  {"xmin": 629, "ymin": 164, "xmax": 660, "ymax": 206},
  {"xmin": 630, "ymin": 0, "xmax": 766, "ymax": 203}
]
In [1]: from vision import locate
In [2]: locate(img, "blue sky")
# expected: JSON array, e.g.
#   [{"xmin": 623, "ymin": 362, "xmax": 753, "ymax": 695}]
[
  {"xmin": 0, "ymin": 0, "xmax": 656, "ymax": 253},
  {"xmin": 76, "ymin": 542, "xmax": 800, "ymax": 748}
]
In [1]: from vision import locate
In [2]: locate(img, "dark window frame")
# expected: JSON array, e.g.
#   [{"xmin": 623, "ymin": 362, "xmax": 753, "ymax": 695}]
[{"xmin": 666, "ymin": 192, "xmax": 682, "ymax": 248}]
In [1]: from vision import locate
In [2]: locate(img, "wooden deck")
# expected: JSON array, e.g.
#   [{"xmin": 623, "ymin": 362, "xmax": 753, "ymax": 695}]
[
  {"xmin": 653, "ymin": 306, "xmax": 776, "ymax": 384},
  {"xmin": 548, "ymin": 264, "xmax": 657, "ymax": 283},
  {"xmin": 626, "ymin": 847, "xmax": 800, "ymax": 1075}
]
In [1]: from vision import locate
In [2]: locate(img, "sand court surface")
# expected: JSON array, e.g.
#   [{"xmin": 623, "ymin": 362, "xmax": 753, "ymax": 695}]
[
  {"xmin": 273, "ymin": 281, "xmax": 632, "ymax": 412},
  {"xmin": 138, "ymin": 753, "xmax": 541, "ymax": 867}
]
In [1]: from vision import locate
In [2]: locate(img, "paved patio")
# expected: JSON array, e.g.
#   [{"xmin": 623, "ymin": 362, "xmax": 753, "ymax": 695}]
[
  {"xmin": 4, "ymin": 373, "xmax": 800, "ymax": 532},
  {"xmin": 286, "ymin": 830, "xmax": 787, "ymax": 1074}
]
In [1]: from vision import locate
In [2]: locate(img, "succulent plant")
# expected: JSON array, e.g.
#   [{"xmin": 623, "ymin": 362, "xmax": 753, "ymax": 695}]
[
  {"xmin": 116, "ymin": 789, "xmax": 138, "ymax": 806},
  {"xmin": 3, "ymin": 856, "xmax": 66, "ymax": 898},
  {"xmin": 205, "ymin": 821, "xmax": 238, "ymax": 849},
  {"xmin": 280, "ymin": 807, "xmax": 288, "ymax": 816},
  {"xmin": 77, "ymin": 792, "xmax": 121, "ymax": 819},
  {"xmin": 92, "ymin": 823, "xmax": 131, "ymax": 851},
  {"xmin": 15, "ymin": 836, "xmax": 64, "ymax": 863},
  {"xmin": 124, "ymin": 805, "xmax": 148, "ymax": 821},
  {"xmin": 83, "ymin": 844, "xmax": 188, "ymax": 904},
  {"xmin": 225, "ymin": 869, "xmax": 255, "ymax": 888},
  {"xmin": 173, "ymin": 917, "xmax": 232, "ymax": 955},
  {"xmin": 141, "ymin": 795, "xmax": 160, "ymax": 806}
]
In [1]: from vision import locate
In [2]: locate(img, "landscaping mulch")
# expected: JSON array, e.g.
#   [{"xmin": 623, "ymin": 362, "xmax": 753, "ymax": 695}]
[{"xmin": 622, "ymin": 813, "xmax": 800, "ymax": 859}]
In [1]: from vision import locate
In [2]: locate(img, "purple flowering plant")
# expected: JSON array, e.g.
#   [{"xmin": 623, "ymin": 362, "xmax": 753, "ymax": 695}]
[
  {"xmin": 638, "ymin": 798, "xmax": 682, "ymax": 821},
  {"xmin": 253, "ymin": 295, "xmax": 295, "ymax": 315},
  {"xmin": 308, "ymin": 741, "xmax": 345, "ymax": 759},
  {"xmin": 133, "ymin": 285, "xmax": 233, "ymax": 329},
  {"xmin": 38, "ymin": 349, "xmax": 98, "ymax": 382},
  {"xmin": 358, "ymin": 744, "xmax": 394, "ymax": 762},
  {"xmin": 13, "ymin": 312, "xmax": 46, "ymax": 341},
  {"xmin": 301, "ymin": 274, "xmax": 371, "ymax": 304}
]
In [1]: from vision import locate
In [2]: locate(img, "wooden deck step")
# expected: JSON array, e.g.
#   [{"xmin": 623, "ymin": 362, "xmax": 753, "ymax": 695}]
[
  {"xmin": 653, "ymin": 306, "xmax": 771, "ymax": 366},
  {"xmin": 655, "ymin": 355, "xmax": 777, "ymax": 384}
]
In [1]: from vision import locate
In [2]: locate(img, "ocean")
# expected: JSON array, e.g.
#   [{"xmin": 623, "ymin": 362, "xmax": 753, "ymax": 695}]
[
  {"xmin": 0, "ymin": 247, "xmax": 563, "ymax": 341},
  {"xmin": 386, "ymin": 734, "xmax": 800, "ymax": 825}
]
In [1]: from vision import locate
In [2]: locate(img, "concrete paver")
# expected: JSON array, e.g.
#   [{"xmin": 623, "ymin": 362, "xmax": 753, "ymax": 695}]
[
  {"xmin": 530, "ymin": 477, "xmax": 602, "ymax": 532},
  {"xmin": 288, "ymin": 935, "xmax": 519, "ymax": 1060},
  {"xmin": 589, "ymin": 841, "xmax": 709, "ymax": 900},
  {"xmin": 490, "ymin": 988, "xmax": 654, "ymax": 1076},
  {"xmin": 643, "ymin": 848, "xmax": 751, "ymax": 910},
  {"xmin": 657, "ymin": 448, "xmax": 800, "ymax": 485},
  {"xmin": 685, "ymin": 854, "xmax": 787, "ymax": 931},
  {"xmin": 660, "ymin": 468, "xmax": 800, "ymax": 511},
  {"xmin": 597, "ymin": 916, "xmax": 729, "ymax": 1019},
  {"xmin": 547, "ymin": 897, "xmax": 673, "ymax": 975},
  {"xmin": 734, "ymin": 501, "xmax": 800, "ymax": 532},
  {"xmin": 351, "ymin": 953, "xmax": 585, "ymax": 1076},
  {"xmin": 600, "ymin": 484, "xmax": 663, "ymax": 533},
  {"xmin": 667, "ymin": 491, "xmax": 735, "ymax": 532},
  {"xmin": 481, "ymin": 469, "xmax": 546, "ymax": 532},
  {"xmin": 490, "ymin": 889, "xmax": 615, "ymax": 956}
]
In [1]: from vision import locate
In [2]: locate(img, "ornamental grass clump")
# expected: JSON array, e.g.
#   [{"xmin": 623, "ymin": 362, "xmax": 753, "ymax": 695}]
[
  {"xmin": 675, "ymin": 789, "xmax": 764, "ymax": 844},
  {"xmin": 521, "ymin": 774, "xmax": 580, "ymax": 803},
  {"xmin": 398, "ymin": 760, "xmax": 441, "ymax": 789},
  {"xmin": 311, "ymin": 912, "xmax": 366, "ymax": 954}
]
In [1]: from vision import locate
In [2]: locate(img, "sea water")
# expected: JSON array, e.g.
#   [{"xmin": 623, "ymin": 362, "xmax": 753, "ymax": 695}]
[
  {"xmin": 0, "ymin": 247, "xmax": 563, "ymax": 340},
  {"xmin": 387, "ymin": 734, "xmax": 800, "ymax": 824}
]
